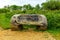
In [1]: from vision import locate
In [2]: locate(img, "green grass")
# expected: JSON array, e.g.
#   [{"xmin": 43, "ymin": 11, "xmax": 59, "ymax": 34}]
[
  {"xmin": 47, "ymin": 29, "xmax": 60, "ymax": 40},
  {"xmin": 0, "ymin": 13, "xmax": 10, "ymax": 29}
]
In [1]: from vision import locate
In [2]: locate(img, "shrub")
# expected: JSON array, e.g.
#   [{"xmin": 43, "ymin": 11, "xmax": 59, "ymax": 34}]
[{"xmin": 0, "ymin": 10, "xmax": 60, "ymax": 30}]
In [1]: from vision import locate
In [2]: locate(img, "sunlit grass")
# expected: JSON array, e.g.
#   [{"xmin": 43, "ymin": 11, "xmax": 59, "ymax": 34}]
[
  {"xmin": 47, "ymin": 29, "xmax": 60, "ymax": 40},
  {"xmin": 0, "ymin": 13, "xmax": 10, "ymax": 29}
]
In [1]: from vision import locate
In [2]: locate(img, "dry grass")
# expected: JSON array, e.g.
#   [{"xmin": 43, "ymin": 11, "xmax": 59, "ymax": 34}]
[
  {"xmin": 0, "ymin": 29, "xmax": 56, "ymax": 40},
  {"xmin": 55, "ymin": 34, "xmax": 60, "ymax": 40}
]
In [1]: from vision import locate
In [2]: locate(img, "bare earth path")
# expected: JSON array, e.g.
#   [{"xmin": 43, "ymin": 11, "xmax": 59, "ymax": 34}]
[{"xmin": 0, "ymin": 29, "xmax": 56, "ymax": 40}]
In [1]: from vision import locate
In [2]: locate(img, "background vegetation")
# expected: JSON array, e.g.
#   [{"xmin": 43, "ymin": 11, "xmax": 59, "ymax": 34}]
[
  {"xmin": 0, "ymin": 0, "xmax": 60, "ymax": 40},
  {"xmin": 0, "ymin": 0, "xmax": 60, "ymax": 31}
]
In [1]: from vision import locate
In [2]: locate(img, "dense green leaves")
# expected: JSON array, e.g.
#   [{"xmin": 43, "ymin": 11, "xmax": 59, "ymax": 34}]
[
  {"xmin": 41, "ymin": 1, "xmax": 60, "ymax": 10},
  {"xmin": 0, "ymin": 10, "xmax": 60, "ymax": 30},
  {"xmin": 34, "ymin": 4, "xmax": 40, "ymax": 10},
  {"xmin": 0, "ymin": 0, "xmax": 60, "ymax": 30}
]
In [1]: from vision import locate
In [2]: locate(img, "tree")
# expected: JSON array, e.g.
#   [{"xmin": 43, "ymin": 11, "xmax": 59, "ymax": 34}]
[
  {"xmin": 35, "ymin": 4, "xmax": 40, "ymax": 10},
  {"xmin": 22, "ymin": 4, "xmax": 33, "ymax": 10},
  {"xmin": 9, "ymin": 5, "xmax": 22, "ymax": 10},
  {"xmin": 41, "ymin": 1, "xmax": 60, "ymax": 10},
  {"xmin": 9, "ymin": 5, "xmax": 18, "ymax": 10}
]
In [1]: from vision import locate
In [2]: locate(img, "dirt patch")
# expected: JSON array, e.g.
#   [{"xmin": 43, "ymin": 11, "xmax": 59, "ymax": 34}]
[{"xmin": 0, "ymin": 29, "xmax": 56, "ymax": 40}]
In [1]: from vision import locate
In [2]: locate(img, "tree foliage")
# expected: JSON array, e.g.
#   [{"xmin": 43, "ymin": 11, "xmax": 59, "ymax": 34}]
[
  {"xmin": 0, "ymin": 0, "xmax": 60, "ymax": 30},
  {"xmin": 34, "ymin": 4, "xmax": 40, "ymax": 10},
  {"xmin": 41, "ymin": 0, "xmax": 60, "ymax": 10}
]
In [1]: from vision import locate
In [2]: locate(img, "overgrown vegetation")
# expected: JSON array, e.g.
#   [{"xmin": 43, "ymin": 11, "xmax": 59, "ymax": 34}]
[{"xmin": 0, "ymin": 0, "xmax": 60, "ymax": 31}]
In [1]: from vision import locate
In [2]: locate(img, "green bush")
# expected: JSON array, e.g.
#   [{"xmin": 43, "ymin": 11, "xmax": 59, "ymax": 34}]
[
  {"xmin": 0, "ymin": 10, "xmax": 60, "ymax": 30},
  {"xmin": 45, "ymin": 11, "xmax": 60, "ymax": 30}
]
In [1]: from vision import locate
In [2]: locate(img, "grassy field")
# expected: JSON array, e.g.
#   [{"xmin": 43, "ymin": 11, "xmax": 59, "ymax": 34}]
[
  {"xmin": 0, "ymin": 13, "xmax": 10, "ymax": 29},
  {"xmin": 47, "ymin": 29, "xmax": 60, "ymax": 40}
]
